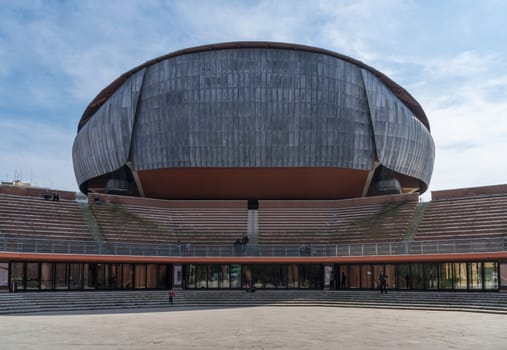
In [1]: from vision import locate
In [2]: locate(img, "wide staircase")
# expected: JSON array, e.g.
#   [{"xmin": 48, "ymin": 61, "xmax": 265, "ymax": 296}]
[
  {"xmin": 258, "ymin": 198, "xmax": 418, "ymax": 246},
  {"xmin": 414, "ymin": 194, "xmax": 507, "ymax": 241},
  {"xmin": 0, "ymin": 290, "xmax": 182, "ymax": 314},
  {"xmin": 1, "ymin": 290, "xmax": 506, "ymax": 315},
  {"xmin": 90, "ymin": 201, "xmax": 248, "ymax": 246},
  {"xmin": 0, "ymin": 193, "xmax": 93, "ymax": 242}
]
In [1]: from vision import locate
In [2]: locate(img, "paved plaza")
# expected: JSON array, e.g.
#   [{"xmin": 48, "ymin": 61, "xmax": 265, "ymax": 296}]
[{"xmin": 0, "ymin": 306, "xmax": 506, "ymax": 350}]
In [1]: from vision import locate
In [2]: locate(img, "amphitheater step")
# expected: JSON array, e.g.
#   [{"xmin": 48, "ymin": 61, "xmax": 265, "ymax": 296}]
[{"xmin": 1, "ymin": 290, "xmax": 506, "ymax": 315}]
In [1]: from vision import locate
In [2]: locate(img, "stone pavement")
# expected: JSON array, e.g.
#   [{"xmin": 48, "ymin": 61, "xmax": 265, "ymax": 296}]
[{"xmin": 0, "ymin": 306, "xmax": 506, "ymax": 350}]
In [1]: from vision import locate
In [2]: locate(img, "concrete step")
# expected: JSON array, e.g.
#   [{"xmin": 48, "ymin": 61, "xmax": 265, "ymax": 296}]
[{"xmin": 1, "ymin": 290, "xmax": 506, "ymax": 315}]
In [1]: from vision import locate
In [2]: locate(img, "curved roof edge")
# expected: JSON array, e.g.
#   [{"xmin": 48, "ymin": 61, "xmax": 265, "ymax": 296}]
[{"xmin": 78, "ymin": 41, "xmax": 430, "ymax": 132}]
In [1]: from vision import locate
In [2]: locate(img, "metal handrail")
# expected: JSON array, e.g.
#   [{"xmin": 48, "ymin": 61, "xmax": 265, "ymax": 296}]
[{"xmin": 0, "ymin": 235, "xmax": 505, "ymax": 257}]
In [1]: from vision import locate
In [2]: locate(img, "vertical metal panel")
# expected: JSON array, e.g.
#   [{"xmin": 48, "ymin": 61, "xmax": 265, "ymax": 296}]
[
  {"xmin": 361, "ymin": 69, "xmax": 435, "ymax": 187},
  {"xmin": 74, "ymin": 47, "xmax": 435, "ymax": 193},
  {"xmin": 72, "ymin": 69, "xmax": 145, "ymax": 186},
  {"xmin": 130, "ymin": 49, "xmax": 375, "ymax": 172}
]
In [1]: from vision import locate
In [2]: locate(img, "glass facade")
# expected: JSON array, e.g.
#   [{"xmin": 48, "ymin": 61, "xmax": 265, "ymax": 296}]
[
  {"xmin": 335, "ymin": 261, "xmax": 499, "ymax": 291},
  {"xmin": 6, "ymin": 260, "xmax": 501, "ymax": 292},
  {"xmin": 184, "ymin": 264, "xmax": 324, "ymax": 289},
  {"xmin": 8, "ymin": 262, "xmax": 173, "ymax": 291}
]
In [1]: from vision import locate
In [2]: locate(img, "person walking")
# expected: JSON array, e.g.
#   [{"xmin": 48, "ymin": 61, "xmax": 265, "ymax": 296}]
[{"xmin": 168, "ymin": 288, "xmax": 175, "ymax": 305}]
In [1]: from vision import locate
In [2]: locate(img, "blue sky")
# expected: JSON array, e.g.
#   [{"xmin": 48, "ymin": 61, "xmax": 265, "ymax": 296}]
[{"xmin": 1, "ymin": 0, "xmax": 506, "ymax": 199}]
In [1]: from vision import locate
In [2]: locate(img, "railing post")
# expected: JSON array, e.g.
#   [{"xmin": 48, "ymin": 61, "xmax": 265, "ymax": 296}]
[
  {"xmin": 389, "ymin": 242, "xmax": 392, "ymax": 255},
  {"xmin": 375, "ymin": 243, "xmax": 378, "ymax": 256},
  {"xmin": 361, "ymin": 243, "xmax": 364, "ymax": 256},
  {"xmin": 348, "ymin": 244, "xmax": 350, "ymax": 256},
  {"xmin": 335, "ymin": 244, "xmax": 338, "ymax": 257}
]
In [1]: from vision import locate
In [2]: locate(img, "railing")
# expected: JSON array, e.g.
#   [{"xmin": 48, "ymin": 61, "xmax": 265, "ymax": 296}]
[{"xmin": 1, "ymin": 235, "xmax": 505, "ymax": 257}]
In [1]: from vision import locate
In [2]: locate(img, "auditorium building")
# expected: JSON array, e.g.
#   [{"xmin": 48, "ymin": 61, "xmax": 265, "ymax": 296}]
[{"xmin": 0, "ymin": 42, "xmax": 505, "ymax": 292}]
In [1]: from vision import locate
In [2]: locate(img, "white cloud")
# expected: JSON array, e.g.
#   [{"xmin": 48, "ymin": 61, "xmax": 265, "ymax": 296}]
[
  {"xmin": 409, "ymin": 50, "xmax": 507, "ymax": 194},
  {"xmin": 1, "ymin": 0, "xmax": 506, "ymax": 198},
  {"xmin": 0, "ymin": 119, "xmax": 77, "ymax": 191}
]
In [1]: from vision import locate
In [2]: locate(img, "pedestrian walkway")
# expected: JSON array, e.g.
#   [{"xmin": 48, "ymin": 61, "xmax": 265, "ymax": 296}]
[{"xmin": 0, "ymin": 306, "xmax": 506, "ymax": 349}]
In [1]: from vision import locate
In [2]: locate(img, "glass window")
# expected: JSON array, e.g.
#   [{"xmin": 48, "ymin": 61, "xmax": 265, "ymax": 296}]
[
  {"xmin": 439, "ymin": 263, "xmax": 454, "ymax": 289},
  {"xmin": 484, "ymin": 261, "xmax": 498, "ymax": 290},
  {"xmin": 251, "ymin": 264, "xmax": 268, "ymax": 288},
  {"xmin": 361, "ymin": 265, "xmax": 373, "ymax": 289},
  {"xmin": 41, "ymin": 262, "xmax": 53, "ymax": 290},
  {"xmin": 111, "ymin": 264, "xmax": 123, "ymax": 289},
  {"xmin": 243, "ymin": 265, "xmax": 253, "ymax": 289},
  {"xmin": 96, "ymin": 263, "xmax": 107, "ymax": 289},
  {"xmin": 306, "ymin": 265, "xmax": 323, "ymax": 289},
  {"xmin": 347, "ymin": 265, "xmax": 361, "ymax": 289},
  {"xmin": 208, "ymin": 265, "xmax": 220, "ymax": 288},
  {"xmin": 218, "ymin": 265, "xmax": 229, "ymax": 288},
  {"xmin": 454, "ymin": 262, "xmax": 467, "ymax": 290},
  {"xmin": 10, "ymin": 262, "xmax": 24, "ymax": 291},
  {"xmin": 230, "ymin": 264, "xmax": 241, "ymax": 288},
  {"xmin": 135, "ymin": 264, "xmax": 147, "ymax": 289},
  {"xmin": 122, "ymin": 264, "xmax": 134, "ymax": 289},
  {"xmin": 69, "ymin": 263, "xmax": 83, "ymax": 290},
  {"xmin": 186, "ymin": 265, "xmax": 196, "ymax": 289},
  {"xmin": 468, "ymin": 262, "xmax": 483, "ymax": 290},
  {"xmin": 276, "ymin": 265, "xmax": 288, "ymax": 289},
  {"xmin": 297, "ymin": 264, "xmax": 323, "ymax": 289},
  {"xmin": 500, "ymin": 262, "xmax": 507, "ymax": 290},
  {"xmin": 424, "ymin": 264, "xmax": 439, "ymax": 290},
  {"xmin": 26, "ymin": 262, "xmax": 39, "ymax": 290},
  {"xmin": 287, "ymin": 264, "xmax": 299, "ymax": 288},
  {"xmin": 55, "ymin": 263, "xmax": 68, "ymax": 290},
  {"xmin": 372, "ymin": 265, "xmax": 384, "ymax": 290},
  {"xmin": 147, "ymin": 264, "xmax": 157, "ymax": 289},
  {"xmin": 84, "ymin": 263, "xmax": 96, "ymax": 289},
  {"xmin": 411, "ymin": 264, "xmax": 425, "ymax": 290},
  {"xmin": 0, "ymin": 262, "xmax": 7, "ymax": 288},
  {"xmin": 384, "ymin": 265, "xmax": 396, "ymax": 289},
  {"xmin": 195, "ymin": 265, "xmax": 207, "ymax": 288},
  {"xmin": 158, "ymin": 265, "xmax": 168, "ymax": 289},
  {"xmin": 397, "ymin": 264, "xmax": 411, "ymax": 290},
  {"xmin": 299, "ymin": 264, "xmax": 312, "ymax": 289}
]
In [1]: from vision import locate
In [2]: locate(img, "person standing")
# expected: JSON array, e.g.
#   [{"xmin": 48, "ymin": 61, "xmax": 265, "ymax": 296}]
[
  {"xmin": 168, "ymin": 288, "xmax": 175, "ymax": 305},
  {"xmin": 341, "ymin": 271, "xmax": 347, "ymax": 289},
  {"xmin": 379, "ymin": 272, "xmax": 388, "ymax": 294}
]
